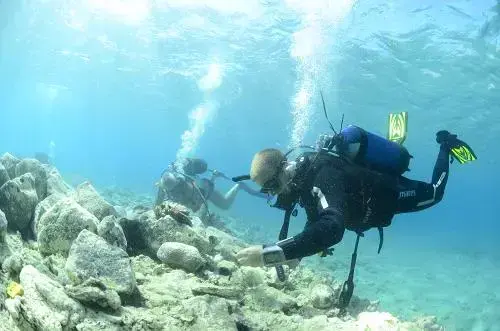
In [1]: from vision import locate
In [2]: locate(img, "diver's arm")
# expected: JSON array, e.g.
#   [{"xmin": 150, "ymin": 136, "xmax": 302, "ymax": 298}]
[
  {"xmin": 396, "ymin": 144, "xmax": 450, "ymax": 213},
  {"xmin": 238, "ymin": 182, "xmax": 268, "ymax": 199},
  {"xmin": 208, "ymin": 184, "xmax": 241, "ymax": 210},
  {"xmin": 272, "ymin": 166, "xmax": 346, "ymax": 261}
]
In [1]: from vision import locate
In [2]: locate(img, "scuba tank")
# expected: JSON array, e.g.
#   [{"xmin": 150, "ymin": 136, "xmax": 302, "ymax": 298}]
[
  {"xmin": 320, "ymin": 125, "xmax": 411, "ymax": 176},
  {"xmin": 182, "ymin": 158, "xmax": 208, "ymax": 176}
]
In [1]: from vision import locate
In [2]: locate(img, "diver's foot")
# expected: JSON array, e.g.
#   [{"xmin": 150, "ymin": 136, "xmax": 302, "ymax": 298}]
[{"xmin": 436, "ymin": 130, "xmax": 458, "ymax": 146}]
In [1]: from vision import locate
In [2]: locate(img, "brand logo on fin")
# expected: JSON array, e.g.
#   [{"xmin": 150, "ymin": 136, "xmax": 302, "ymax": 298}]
[{"xmin": 399, "ymin": 190, "xmax": 416, "ymax": 199}]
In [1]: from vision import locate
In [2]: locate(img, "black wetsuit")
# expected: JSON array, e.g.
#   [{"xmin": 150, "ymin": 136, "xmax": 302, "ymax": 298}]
[
  {"xmin": 276, "ymin": 145, "xmax": 450, "ymax": 261},
  {"xmin": 155, "ymin": 171, "xmax": 214, "ymax": 212}
]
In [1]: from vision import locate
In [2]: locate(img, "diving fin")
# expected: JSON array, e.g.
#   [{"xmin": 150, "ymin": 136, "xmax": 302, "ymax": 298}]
[
  {"xmin": 388, "ymin": 111, "xmax": 408, "ymax": 145},
  {"xmin": 449, "ymin": 139, "xmax": 477, "ymax": 164}
]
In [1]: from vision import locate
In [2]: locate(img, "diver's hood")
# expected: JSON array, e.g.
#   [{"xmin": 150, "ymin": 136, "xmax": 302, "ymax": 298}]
[{"xmin": 231, "ymin": 145, "xmax": 315, "ymax": 184}]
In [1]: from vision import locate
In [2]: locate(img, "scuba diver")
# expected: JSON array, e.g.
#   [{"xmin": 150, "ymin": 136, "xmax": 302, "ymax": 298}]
[
  {"xmin": 232, "ymin": 104, "xmax": 477, "ymax": 312},
  {"xmin": 155, "ymin": 157, "xmax": 266, "ymax": 213}
]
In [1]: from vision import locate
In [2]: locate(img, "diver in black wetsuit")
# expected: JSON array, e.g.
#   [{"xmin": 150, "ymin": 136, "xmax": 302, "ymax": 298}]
[
  {"xmin": 233, "ymin": 126, "xmax": 476, "ymax": 309},
  {"xmin": 155, "ymin": 157, "xmax": 266, "ymax": 212}
]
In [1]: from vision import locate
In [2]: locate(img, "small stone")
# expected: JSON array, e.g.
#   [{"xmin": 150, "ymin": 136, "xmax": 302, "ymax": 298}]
[
  {"xmin": 65, "ymin": 278, "xmax": 122, "ymax": 311},
  {"xmin": 157, "ymin": 242, "xmax": 205, "ymax": 273},
  {"xmin": 310, "ymin": 284, "xmax": 335, "ymax": 309},
  {"xmin": 192, "ymin": 284, "xmax": 242, "ymax": 300},
  {"xmin": 217, "ymin": 260, "xmax": 237, "ymax": 276}
]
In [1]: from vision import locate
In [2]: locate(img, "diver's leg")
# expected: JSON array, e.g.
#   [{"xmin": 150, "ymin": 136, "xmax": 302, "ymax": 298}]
[
  {"xmin": 396, "ymin": 145, "xmax": 450, "ymax": 213},
  {"xmin": 208, "ymin": 184, "xmax": 241, "ymax": 210}
]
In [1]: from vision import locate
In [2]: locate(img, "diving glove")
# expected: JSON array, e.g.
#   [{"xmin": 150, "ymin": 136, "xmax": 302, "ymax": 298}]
[{"xmin": 436, "ymin": 130, "xmax": 477, "ymax": 164}]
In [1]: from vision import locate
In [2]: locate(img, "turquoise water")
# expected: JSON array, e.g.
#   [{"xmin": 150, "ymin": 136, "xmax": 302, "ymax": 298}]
[{"xmin": 1, "ymin": 0, "xmax": 499, "ymax": 329}]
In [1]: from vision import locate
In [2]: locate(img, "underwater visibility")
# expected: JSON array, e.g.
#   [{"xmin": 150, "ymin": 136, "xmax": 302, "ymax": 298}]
[{"xmin": 0, "ymin": 0, "xmax": 499, "ymax": 330}]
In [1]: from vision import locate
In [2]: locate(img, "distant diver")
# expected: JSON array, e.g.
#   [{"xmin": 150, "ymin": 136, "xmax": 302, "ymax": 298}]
[
  {"xmin": 155, "ymin": 157, "xmax": 267, "ymax": 213},
  {"xmin": 232, "ymin": 97, "xmax": 477, "ymax": 313}
]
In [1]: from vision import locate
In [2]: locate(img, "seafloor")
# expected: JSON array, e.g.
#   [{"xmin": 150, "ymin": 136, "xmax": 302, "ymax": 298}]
[{"xmin": 0, "ymin": 152, "xmax": 495, "ymax": 330}]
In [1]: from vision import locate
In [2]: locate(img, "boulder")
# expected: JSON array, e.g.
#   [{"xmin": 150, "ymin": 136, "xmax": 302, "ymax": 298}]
[
  {"xmin": 65, "ymin": 277, "xmax": 121, "ymax": 311},
  {"xmin": 0, "ymin": 173, "xmax": 38, "ymax": 232},
  {"xmin": 0, "ymin": 153, "xmax": 20, "ymax": 179},
  {"xmin": 0, "ymin": 163, "xmax": 9, "ymax": 187},
  {"xmin": 0, "ymin": 209, "xmax": 7, "ymax": 242},
  {"xmin": 65, "ymin": 230, "xmax": 137, "ymax": 296},
  {"xmin": 45, "ymin": 167, "xmax": 73, "ymax": 196},
  {"xmin": 32, "ymin": 194, "xmax": 65, "ymax": 239},
  {"xmin": 73, "ymin": 182, "xmax": 117, "ymax": 221},
  {"xmin": 7, "ymin": 265, "xmax": 85, "ymax": 331},
  {"xmin": 119, "ymin": 212, "xmax": 212, "ymax": 258},
  {"xmin": 37, "ymin": 198, "xmax": 99, "ymax": 256},
  {"xmin": 97, "ymin": 215, "xmax": 127, "ymax": 251},
  {"xmin": 15, "ymin": 158, "xmax": 48, "ymax": 200}
]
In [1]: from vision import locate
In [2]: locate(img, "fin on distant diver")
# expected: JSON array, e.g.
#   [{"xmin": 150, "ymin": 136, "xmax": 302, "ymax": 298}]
[
  {"xmin": 387, "ymin": 111, "xmax": 408, "ymax": 145},
  {"xmin": 450, "ymin": 139, "xmax": 477, "ymax": 164}
]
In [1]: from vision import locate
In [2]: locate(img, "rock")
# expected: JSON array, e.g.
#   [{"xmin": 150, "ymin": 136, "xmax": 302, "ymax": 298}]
[
  {"xmin": 97, "ymin": 215, "xmax": 127, "ymax": 251},
  {"xmin": 65, "ymin": 230, "xmax": 137, "ymax": 296},
  {"xmin": 9, "ymin": 265, "xmax": 85, "ymax": 331},
  {"xmin": 120, "ymin": 212, "xmax": 213, "ymax": 258},
  {"xmin": 138, "ymin": 269, "xmax": 194, "ymax": 308},
  {"xmin": 0, "ymin": 173, "xmax": 38, "ymax": 232},
  {"xmin": 5, "ymin": 296, "xmax": 22, "ymax": 320},
  {"xmin": 233, "ymin": 266, "xmax": 266, "ymax": 288},
  {"xmin": 0, "ymin": 209, "xmax": 7, "ymax": 242},
  {"xmin": 15, "ymin": 158, "xmax": 48, "ymax": 200},
  {"xmin": 357, "ymin": 312, "xmax": 401, "ymax": 331},
  {"xmin": 73, "ymin": 181, "xmax": 117, "ymax": 221},
  {"xmin": 157, "ymin": 242, "xmax": 205, "ymax": 273},
  {"xmin": 181, "ymin": 295, "xmax": 237, "ymax": 331},
  {"xmin": 114, "ymin": 205, "xmax": 126, "ymax": 218},
  {"xmin": 0, "ymin": 232, "xmax": 23, "ymax": 267},
  {"xmin": 32, "ymin": 193, "xmax": 65, "ymax": 239},
  {"xmin": 65, "ymin": 277, "xmax": 121, "ymax": 311},
  {"xmin": 310, "ymin": 284, "xmax": 335, "ymax": 309},
  {"xmin": 0, "ymin": 163, "xmax": 9, "ymax": 187},
  {"xmin": 154, "ymin": 201, "xmax": 192, "ymax": 226},
  {"xmin": 410, "ymin": 316, "xmax": 444, "ymax": 331},
  {"xmin": 216, "ymin": 260, "xmax": 237, "ymax": 276},
  {"xmin": 2, "ymin": 254, "xmax": 23, "ymax": 277},
  {"xmin": 0, "ymin": 153, "xmax": 20, "ymax": 179},
  {"xmin": 243, "ymin": 285, "xmax": 298, "ymax": 313},
  {"xmin": 205, "ymin": 226, "xmax": 246, "ymax": 261},
  {"xmin": 192, "ymin": 284, "xmax": 242, "ymax": 300},
  {"xmin": 37, "ymin": 198, "xmax": 99, "ymax": 256},
  {"xmin": 45, "ymin": 166, "xmax": 73, "ymax": 196}
]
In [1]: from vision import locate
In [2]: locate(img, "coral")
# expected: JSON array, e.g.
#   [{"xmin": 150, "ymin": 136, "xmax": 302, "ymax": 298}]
[{"xmin": 154, "ymin": 201, "xmax": 192, "ymax": 226}]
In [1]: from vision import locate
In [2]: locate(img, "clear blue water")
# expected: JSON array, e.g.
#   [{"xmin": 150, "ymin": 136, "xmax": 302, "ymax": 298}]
[{"xmin": 1, "ymin": 0, "xmax": 499, "ymax": 330}]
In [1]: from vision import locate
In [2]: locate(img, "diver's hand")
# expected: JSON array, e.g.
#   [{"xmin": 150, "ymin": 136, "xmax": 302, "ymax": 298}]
[
  {"xmin": 210, "ymin": 169, "xmax": 229, "ymax": 180},
  {"xmin": 211, "ymin": 170, "xmax": 223, "ymax": 178},
  {"xmin": 236, "ymin": 245, "xmax": 264, "ymax": 267}
]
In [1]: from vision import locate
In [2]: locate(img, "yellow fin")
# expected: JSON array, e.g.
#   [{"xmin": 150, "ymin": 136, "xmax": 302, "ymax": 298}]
[{"xmin": 388, "ymin": 111, "xmax": 408, "ymax": 145}]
